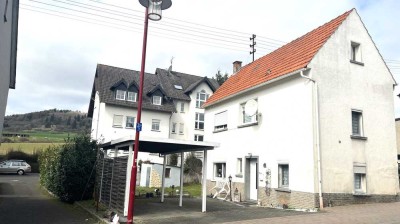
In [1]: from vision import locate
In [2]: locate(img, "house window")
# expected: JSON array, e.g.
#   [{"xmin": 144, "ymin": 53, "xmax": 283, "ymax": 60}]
[
  {"xmin": 352, "ymin": 110, "xmax": 363, "ymax": 136},
  {"xmin": 180, "ymin": 102, "xmax": 185, "ymax": 112},
  {"xmin": 236, "ymin": 158, "xmax": 242, "ymax": 174},
  {"xmin": 240, "ymin": 100, "xmax": 258, "ymax": 124},
  {"xmin": 196, "ymin": 90, "xmax": 209, "ymax": 108},
  {"xmin": 153, "ymin": 96, "xmax": 162, "ymax": 105},
  {"xmin": 194, "ymin": 134, "xmax": 204, "ymax": 141},
  {"xmin": 195, "ymin": 113, "xmax": 205, "ymax": 130},
  {"xmin": 179, "ymin": 123, "xmax": 184, "ymax": 134},
  {"xmin": 354, "ymin": 165, "xmax": 366, "ymax": 193},
  {"xmin": 214, "ymin": 163, "xmax": 226, "ymax": 178},
  {"xmin": 278, "ymin": 164, "xmax": 289, "ymax": 188},
  {"xmin": 165, "ymin": 168, "xmax": 171, "ymax": 178},
  {"xmin": 116, "ymin": 90, "xmax": 126, "ymax": 100},
  {"xmin": 152, "ymin": 119, "xmax": 160, "ymax": 131},
  {"xmin": 126, "ymin": 116, "xmax": 135, "ymax": 128},
  {"xmin": 113, "ymin": 115, "xmax": 123, "ymax": 127},
  {"xmin": 171, "ymin": 122, "xmax": 177, "ymax": 134},
  {"xmin": 351, "ymin": 42, "xmax": 361, "ymax": 62},
  {"xmin": 127, "ymin": 92, "xmax": 137, "ymax": 102},
  {"xmin": 214, "ymin": 111, "xmax": 228, "ymax": 131}
]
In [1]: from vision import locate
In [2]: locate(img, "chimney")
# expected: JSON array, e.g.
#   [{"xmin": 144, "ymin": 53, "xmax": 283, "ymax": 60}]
[{"xmin": 233, "ymin": 61, "xmax": 242, "ymax": 74}]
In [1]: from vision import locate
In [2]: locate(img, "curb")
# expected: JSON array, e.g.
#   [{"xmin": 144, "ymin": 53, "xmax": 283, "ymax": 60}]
[{"xmin": 75, "ymin": 201, "xmax": 109, "ymax": 224}]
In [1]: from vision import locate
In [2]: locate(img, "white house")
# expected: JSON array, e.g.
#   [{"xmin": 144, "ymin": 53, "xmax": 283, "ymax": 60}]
[
  {"xmin": 0, "ymin": 0, "xmax": 19, "ymax": 136},
  {"xmin": 140, "ymin": 163, "xmax": 181, "ymax": 188},
  {"xmin": 88, "ymin": 64, "xmax": 219, "ymax": 163},
  {"xmin": 204, "ymin": 9, "xmax": 399, "ymax": 209}
]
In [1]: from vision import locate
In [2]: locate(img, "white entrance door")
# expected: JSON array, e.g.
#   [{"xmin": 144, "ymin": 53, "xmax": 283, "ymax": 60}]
[{"xmin": 249, "ymin": 159, "xmax": 258, "ymax": 200}]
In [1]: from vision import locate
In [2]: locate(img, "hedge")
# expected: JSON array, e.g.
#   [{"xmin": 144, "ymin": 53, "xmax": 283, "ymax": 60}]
[{"xmin": 39, "ymin": 133, "xmax": 97, "ymax": 203}]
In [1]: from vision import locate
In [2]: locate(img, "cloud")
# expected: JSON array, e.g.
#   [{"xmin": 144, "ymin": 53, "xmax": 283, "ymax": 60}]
[{"xmin": 6, "ymin": 0, "xmax": 400, "ymax": 117}]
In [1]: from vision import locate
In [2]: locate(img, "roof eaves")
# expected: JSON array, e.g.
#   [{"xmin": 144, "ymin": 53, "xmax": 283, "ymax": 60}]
[{"xmin": 203, "ymin": 68, "xmax": 307, "ymax": 108}]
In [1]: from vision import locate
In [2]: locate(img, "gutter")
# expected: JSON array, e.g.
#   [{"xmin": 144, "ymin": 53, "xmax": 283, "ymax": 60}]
[
  {"xmin": 204, "ymin": 68, "xmax": 307, "ymax": 109},
  {"xmin": 300, "ymin": 69, "xmax": 323, "ymax": 209}
]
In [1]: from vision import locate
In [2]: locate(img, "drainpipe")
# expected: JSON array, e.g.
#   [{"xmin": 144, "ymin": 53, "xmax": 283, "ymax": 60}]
[{"xmin": 300, "ymin": 70, "xmax": 323, "ymax": 209}]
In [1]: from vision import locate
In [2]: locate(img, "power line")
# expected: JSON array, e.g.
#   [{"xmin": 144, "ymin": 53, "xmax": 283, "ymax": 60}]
[{"xmin": 20, "ymin": 6, "xmax": 256, "ymax": 53}]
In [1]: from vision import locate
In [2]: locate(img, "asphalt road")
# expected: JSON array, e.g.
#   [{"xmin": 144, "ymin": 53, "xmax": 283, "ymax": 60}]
[{"xmin": 0, "ymin": 173, "xmax": 99, "ymax": 224}]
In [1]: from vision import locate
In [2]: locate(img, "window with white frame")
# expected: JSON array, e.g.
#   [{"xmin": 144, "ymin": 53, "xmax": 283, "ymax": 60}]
[
  {"xmin": 351, "ymin": 41, "xmax": 362, "ymax": 63},
  {"xmin": 195, "ymin": 113, "xmax": 205, "ymax": 130},
  {"xmin": 278, "ymin": 164, "xmax": 289, "ymax": 188},
  {"xmin": 240, "ymin": 100, "xmax": 258, "ymax": 124},
  {"xmin": 152, "ymin": 119, "xmax": 160, "ymax": 131},
  {"xmin": 153, "ymin": 95, "xmax": 162, "ymax": 105},
  {"xmin": 115, "ymin": 90, "xmax": 126, "ymax": 100},
  {"xmin": 126, "ymin": 116, "xmax": 135, "ymax": 128},
  {"xmin": 113, "ymin": 115, "xmax": 123, "ymax": 127},
  {"xmin": 196, "ymin": 90, "xmax": 209, "ymax": 108},
  {"xmin": 214, "ymin": 111, "xmax": 228, "ymax": 131},
  {"xmin": 194, "ymin": 134, "xmax": 204, "ymax": 141},
  {"xmin": 180, "ymin": 102, "xmax": 185, "ymax": 112},
  {"xmin": 165, "ymin": 168, "xmax": 171, "ymax": 178},
  {"xmin": 171, "ymin": 122, "xmax": 177, "ymax": 134},
  {"xmin": 236, "ymin": 158, "xmax": 243, "ymax": 174},
  {"xmin": 127, "ymin": 92, "xmax": 137, "ymax": 102},
  {"xmin": 352, "ymin": 110, "xmax": 363, "ymax": 136},
  {"xmin": 214, "ymin": 162, "xmax": 226, "ymax": 178},
  {"xmin": 354, "ymin": 165, "xmax": 366, "ymax": 193},
  {"xmin": 179, "ymin": 123, "xmax": 184, "ymax": 134}
]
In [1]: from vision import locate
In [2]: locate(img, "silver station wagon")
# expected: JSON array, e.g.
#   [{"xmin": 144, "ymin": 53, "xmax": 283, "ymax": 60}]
[{"xmin": 0, "ymin": 160, "xmax": 31, "ymax": 175}]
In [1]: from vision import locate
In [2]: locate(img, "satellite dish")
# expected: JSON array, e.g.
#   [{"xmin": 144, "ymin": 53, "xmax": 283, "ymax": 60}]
[{"xmin": 245, "ymin": 99, "xmax": 258, "ymax": 116}]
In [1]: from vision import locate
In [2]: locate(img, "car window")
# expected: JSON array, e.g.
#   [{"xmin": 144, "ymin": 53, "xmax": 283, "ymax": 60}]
[
  {"xmin": 12, "ymin": 162, "xmax": 21, "ymax": 166},
  {"xmin": 22, "ymin": 162, "xmax": 27, "ymax": 166}
]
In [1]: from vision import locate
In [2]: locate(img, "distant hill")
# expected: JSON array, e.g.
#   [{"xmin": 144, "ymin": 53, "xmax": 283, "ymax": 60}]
[{"xmin": 3, "ymin": 109, "xmax": 92, "ymax": 133}]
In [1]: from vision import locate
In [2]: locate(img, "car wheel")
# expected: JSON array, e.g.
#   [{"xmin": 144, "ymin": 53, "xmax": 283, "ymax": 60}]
[{"xmin": 17, "ymin": 170, "xmax": 24, "ymax": 175}]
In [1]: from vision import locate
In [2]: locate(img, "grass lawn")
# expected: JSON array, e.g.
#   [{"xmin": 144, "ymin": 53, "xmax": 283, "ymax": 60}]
[
  {"xmin": 3, "ymin": 131, "xmax": 77, "ymax": 143},
  {"xmin": 0, "ymin": 143, "xmax": 63, "ymax": 155},
  {"xmin": 137, "ymin": 183, "xmax": 202, "ymax": 197}
]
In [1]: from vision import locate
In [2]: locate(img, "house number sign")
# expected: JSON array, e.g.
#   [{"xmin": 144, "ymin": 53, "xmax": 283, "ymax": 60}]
[{"xmin": 136, "ymin": 123, "xmax": 142, "ymax": 132}]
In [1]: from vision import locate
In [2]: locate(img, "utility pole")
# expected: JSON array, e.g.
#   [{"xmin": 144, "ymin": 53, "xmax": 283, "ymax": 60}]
[{"xmin": 250, "ymin": 34, "xmax": 256, "ymax": 62}]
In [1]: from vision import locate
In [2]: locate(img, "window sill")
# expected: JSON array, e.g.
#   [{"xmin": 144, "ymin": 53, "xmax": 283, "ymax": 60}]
[
  {"xmin": 350, "ymin": 135, "xmax": 368, "ymax": 140},
  {"xmin": 171, "ymin": 133, "xmax": 176, "ymax": 134},
  {"xmin": 213, "ymin": 128, "xmax": 228, "ymax": 133},
  {"xmin": 238, "ymin": 122, "xmax": 258, "ymax": 129},
  {"xmin": 113, "ymin": 126, "xmax": 122, "ymax": 128},
  {"xmin": 179, "ymin": 133, "xmax": 184, "ymax": 135},
  {"xmin": 151, "ymin": 130, "xmax": 161, "ymax": 132},
  {"xmin": 195, "ymin": 129, "xmax": 204, "ymax": 131},
  {"xmin": 350, "ymin": 60, "xmax": 364, "ymax": 66},
  {"xmin": 235, "ymin": 174, "xmax": 243, "ymax": 178},
  {"xmin": 126, "ymin": 127, "xmax": 134, "ymax": 129},
  {"xmin": 180, "ymin": 112, "xmax": 185, "ymax": 113},
  {"xmin": 275, "ymin": 188, "xmax": 291, "ymax": 193},
  {"xmin": 353, "ymin": 192, "xmax": 370, "ymax": 196}
]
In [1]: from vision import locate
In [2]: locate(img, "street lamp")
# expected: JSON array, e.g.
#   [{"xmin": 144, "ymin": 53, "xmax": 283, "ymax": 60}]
[
  {"xmin": 228, "ymin": 175, "xmax": 232, "ymax": 201},
  {"xmin": 127, "ymin": 1, "xmax": 172, "ymax": 224}
]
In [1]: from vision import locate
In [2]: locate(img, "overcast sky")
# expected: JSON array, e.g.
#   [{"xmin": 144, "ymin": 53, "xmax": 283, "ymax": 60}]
[{"xmin": 6, "ymin": 0, "xmax": 400, "ymax": 116}]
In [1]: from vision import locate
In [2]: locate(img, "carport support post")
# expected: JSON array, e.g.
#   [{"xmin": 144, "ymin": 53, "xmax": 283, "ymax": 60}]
[
  {"xmin": 161, "ymin": 154, "xmax": 166, "ymax": 203},
  {"xmin": 179, "ymin": 152, "xmax": 184, "ymax": 207},
  {"xmin": 202, "ymin": 149, "xmax": 207, "ymax": 212}
]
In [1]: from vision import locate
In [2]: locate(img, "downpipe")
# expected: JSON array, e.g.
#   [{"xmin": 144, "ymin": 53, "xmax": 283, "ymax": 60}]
[{"xmin": 300, "ymin": 70, "xmax": 323, "ymax": 209}]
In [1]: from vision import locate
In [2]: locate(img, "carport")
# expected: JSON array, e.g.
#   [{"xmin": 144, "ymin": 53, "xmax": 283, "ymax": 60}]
[{"xmin": 100, "ymin": 135, "xmax": 219, "ymax": 217}]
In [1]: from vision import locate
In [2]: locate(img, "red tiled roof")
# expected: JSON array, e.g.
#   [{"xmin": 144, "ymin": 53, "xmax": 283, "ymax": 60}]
[{"xmin": 204, "ymin": 9, "xmax": 354, "ymax": 108}]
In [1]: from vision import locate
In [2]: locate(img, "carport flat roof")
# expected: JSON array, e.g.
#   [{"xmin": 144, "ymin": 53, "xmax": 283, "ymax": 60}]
[{"xmin": 99, "ymin": 135, "xmax": 219, "ymax": 155}]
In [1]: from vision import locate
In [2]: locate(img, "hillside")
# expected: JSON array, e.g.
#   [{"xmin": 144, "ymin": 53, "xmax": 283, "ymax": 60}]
[{"xmin": 3, "ymin": 109, "xmax": 92, "ymax": 133}]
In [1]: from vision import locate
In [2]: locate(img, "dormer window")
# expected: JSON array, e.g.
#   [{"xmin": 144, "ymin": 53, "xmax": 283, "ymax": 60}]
[
  {"xmin": 196, "ymin": 90, "xmax": 209, "ymax": 108},
  {"xmin": 127, "ymin": 92, "xmax": 137, "ymax": 102},
  {"xmin": 153, "ymin": 96, "xmax": 162, "ymax": 105},
  {"xmin": 116, "ymin": 90, "xmax": 126, "ymax": 100}
]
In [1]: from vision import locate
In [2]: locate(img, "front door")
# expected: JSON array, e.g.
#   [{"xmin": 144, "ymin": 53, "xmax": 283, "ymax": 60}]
[{"xmin": 249, "ymin": 159, "xmax": 258, "ymax": 200}]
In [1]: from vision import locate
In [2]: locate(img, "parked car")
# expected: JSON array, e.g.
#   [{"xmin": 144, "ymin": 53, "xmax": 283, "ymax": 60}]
[{"xmin": 0, "ymin": 160, "xmax": 31, "ymax": 175}]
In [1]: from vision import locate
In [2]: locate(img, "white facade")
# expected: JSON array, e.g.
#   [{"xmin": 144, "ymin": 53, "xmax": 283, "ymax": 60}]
[
  {"xmin": 205, "ymin": 10, "xmax": 399, "ymax": 208},
  {"xmin": 0, "ymin": 0, "xmax": 19, "ymax": 135}
]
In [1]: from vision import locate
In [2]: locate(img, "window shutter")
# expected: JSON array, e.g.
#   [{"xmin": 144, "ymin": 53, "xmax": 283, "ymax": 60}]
[
  {"xmin": 353, "ymin": 166, "xmax": 366, "ymax": 174},
  {"xmin": 214, "ymin": 111, "xmax": 227, "ymax": 127}
]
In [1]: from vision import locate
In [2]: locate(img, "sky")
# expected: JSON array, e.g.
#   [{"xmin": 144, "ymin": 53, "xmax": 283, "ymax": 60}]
[{"xmin": 5, "ymin": 0, "xmax": 400, "ymax": 116}]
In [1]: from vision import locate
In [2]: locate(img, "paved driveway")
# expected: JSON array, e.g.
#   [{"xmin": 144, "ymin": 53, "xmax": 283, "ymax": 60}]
[{"xmin": 0, "ymin": 173, "xmax": 98, "ymax": 224}]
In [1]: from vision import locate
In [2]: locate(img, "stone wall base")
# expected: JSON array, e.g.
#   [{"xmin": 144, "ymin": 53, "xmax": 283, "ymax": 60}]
[{"xmin": 322, "ymin": 193, "xmax": 400, "ymax": 207}]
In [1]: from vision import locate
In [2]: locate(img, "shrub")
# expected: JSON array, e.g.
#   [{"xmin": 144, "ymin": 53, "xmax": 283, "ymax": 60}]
[
  {"xmin": 184, "ymin": 152, "xmax": 203, "ymax": 184},
  {"xmin": 39, "ymin": 133, "xmax": 97, "ymax": 203}
]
